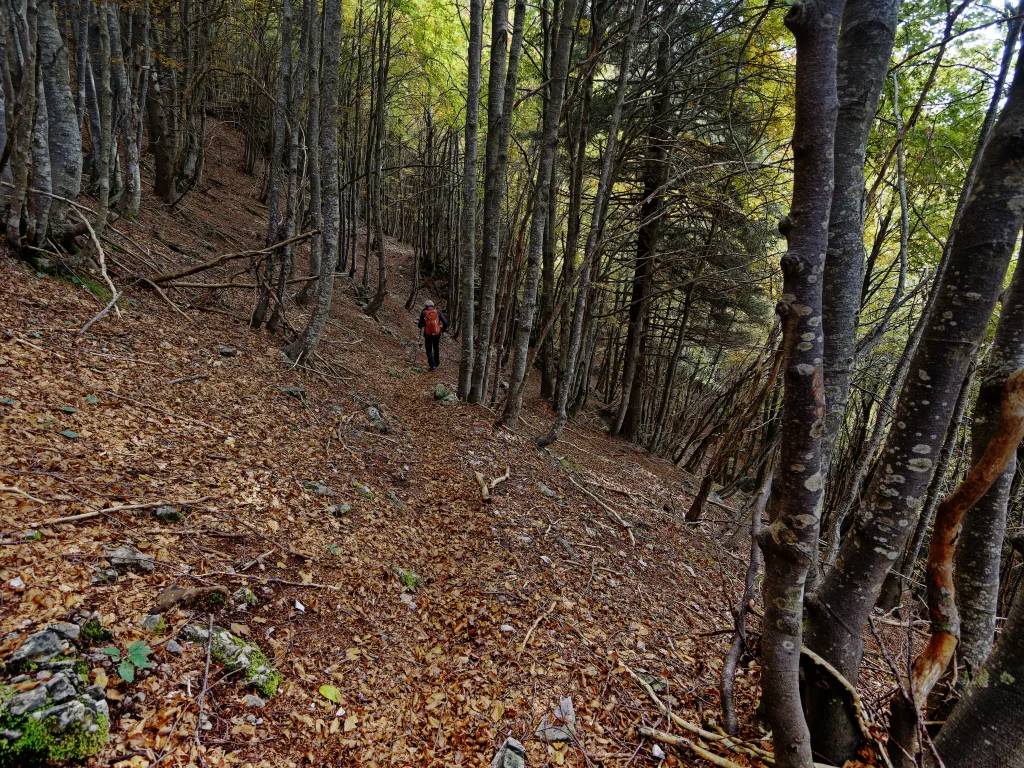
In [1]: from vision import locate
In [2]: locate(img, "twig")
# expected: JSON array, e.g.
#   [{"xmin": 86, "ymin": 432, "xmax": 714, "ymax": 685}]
[
  {"xmin": 519, "ymin": 599, "xmax": 557, "ymax": 654},
  {"xmin": 193, "ymin": 614, "xmax": 215, "ymax": 754},
  {"xmin": 140, "ymin": 277, "xmax": 194, "ymax": 323},
  {"xmin": 197, "ymin": 571, "xmax": 339, "ymax": 590},
  {"xmin": 39, "ymin": 497, "xmax": 215, "ymax": 525},
  {"xmin": 70, "ymin": 206, "xmax": 120, "ymax": 318},
  {"xmin": 569, "ymin": 475, "xmax": 635, "ymax": 544},
  {"xmin": 212, "ymin": 509, "xmax": 315, "ymax": 561},
  {"xmin": 79, "ymin": 291, "xmax": 123, "ymax": 334},
  {"xmin": 637, "ymin": 727, "xmax": 750, "ymax": 768},
  {"xmin": 169, "ymin": 374, "xmax": 209, "ymax": 385},
  {"xmin": 0, "ymin": 485, "xmax": 48, "ymax": 505},
  {"xmin": 148, "ymin": 230, "xmax": 318, "ymax": 283}
]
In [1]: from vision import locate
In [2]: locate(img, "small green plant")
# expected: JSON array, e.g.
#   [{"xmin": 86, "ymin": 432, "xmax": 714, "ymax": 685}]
[
  {"xmin": 326, "ymin": 544, "xmax": 342, "ymax": 556},
  {"xmin": 80, "ymin": 616, "xmax": 112, "ymax": 645},
  {"xmin": 392, "ymin": 566, "xmax": 423, "ymax": 590},
  {"xmin": 387, "ymin": 368, "xmax": 401, "ymax": 378},
  {"xmin": 102, "ymin": 641, "xmax": 153, "ymax": 683}
]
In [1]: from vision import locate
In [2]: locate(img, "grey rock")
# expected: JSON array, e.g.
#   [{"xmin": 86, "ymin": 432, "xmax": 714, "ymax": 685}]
[
  {"xmin": 280, "ymin": 386, "xmax": 307, "ymax": 400},
  {"xmin": 106, "ymin": 545, "xmax": 155, "ymax": 574},
  {"xmin": 535, "ymin": 697, "xmax": 576, "ymax": 743},
  {"xmin": 305, "ymin": 480, "xmax": 334, "ymax": 497},
  {"xmin": 366, "ymin": 406, "xmax": 389, "ymax": 434},
  {"xmin": 83, "ymin": 696, "xmax": 109, "ymax": 719},
  {"xmin": 217, "ymin": 345, "xmax": 238, "ymax": 358},
  {"xmin": 9, "ymin": 685, "xmax": 48, "ymax": 716},
  {"xmin": 84, "ymin": 684, "xmax": 105, "ymax": 701},
  {"xmin": 165, "ymin": 640, "xmax": 184, "ymax": 656},
  {"xmin": 10, "ymin": 675, "xmax": 29, "ymax": 684},
  {"xmin": 46, "ymin": 673, "xmax": 77, "ymax": 704},
  {"xmin": 232, "ymin": 587, "xmax": 257, "ymax": 607},
  {"xmin": 432, "ymin": 383, "xmax": 457, "ymax": 404},
  {"xmin": 243, "ymin": 694, "xmax": 266, "ymax": 708},
  {"xmin": 141, "ymin": 614, "xmax": 165, "ymax": 632},
  {"xmin": 0, "ymin": 729, "xmax": 23, "ymax": 742},
  {"xmin": 46, "ymin": 622, "xmax": 80, "ymax": 642},
  {"xmin": 180, "ymin": 625, "xmax": 211, "ymax": 643},
  {"xmin": 154, "ymin": 505, "xmax": 184, "ymax": 523},
  {"xmin": 352, "ymin": 482, "xmax": 374, "ymax": 499},
  {"xmin": 329, "ymin": 502, "xmax": 352, "ymax": 517},
  {"xmin": 10, "ymin": 630, "xmax": 64, "ymax": 666},
  {"xmin": 537, "ymin": 482, "xmax": 557, "ymax": 498},
  {"xmin": 489, "ymin": 738, "xmax": 526, "ymax": 768}
]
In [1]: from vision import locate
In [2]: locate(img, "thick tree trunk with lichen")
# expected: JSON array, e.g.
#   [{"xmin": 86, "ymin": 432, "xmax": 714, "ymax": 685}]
[
  {"xmin": 758, "ymin": 1, "xmax": 844, "ymax": 766},
  {"xmin": 805, "ymin": 28, "xmax": 1024, "ymax": 765},
  {"xmin": 955, "ymin": 251, "xmax": 1024, "ymax": 679}
]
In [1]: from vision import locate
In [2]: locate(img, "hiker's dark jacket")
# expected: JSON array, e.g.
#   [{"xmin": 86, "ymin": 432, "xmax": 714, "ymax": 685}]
[{"xmin": 417, "ymin": 308, "xmax": 449, "ymax": 334}]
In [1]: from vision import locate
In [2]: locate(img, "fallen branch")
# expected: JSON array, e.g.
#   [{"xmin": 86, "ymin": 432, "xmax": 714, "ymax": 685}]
[
  {"xmin": 139, "ymin": 277, "xmax": 194, "ymax": 323},
  {"xmin": 39, "ymin": 497, "xmax": 215, "ymax": 525},
  {"xmin": 167, "ymin": 275, "xmax": 318, "ymax": 290},
  {"xmin": 474, "ymin": 467, "xmax": 511, "ymax": 501},
  {"xmin": 101, "ymin": 390, "xmax": 225, "ymax": 434},
  {"xmin": 198, "ymin": 571, "xmax": 338, "ymax": 590},
  {"xmin": 148, "ymin": 230, "xmax": 317, "ymax": 284},
  {"xmin": 637, "ymin": 727, "xmax": 750, "ymax": 768},
  {"xmin": 519, "ymin": 599, "xmax": 557, "ymax": 654},
  {"xmin": 569, "ymin": 475, "xmax": 635, "ymax": 544},
  {"xmin": 79, "ymin": 291, "xmax": 123, "ymax": 334},
  {"xmin": 169, "ymin": 374, "xmax": 209, "ymax": 385},
  {"xmin": 0, "ymin": 485, "xmax": 48, "ymax": 505}
]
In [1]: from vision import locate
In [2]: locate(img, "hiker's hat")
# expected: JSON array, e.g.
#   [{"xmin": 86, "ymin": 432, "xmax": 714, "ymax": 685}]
[{"xmin": 425, "ymin": 300, "xmax": 435, "ymax": 307}]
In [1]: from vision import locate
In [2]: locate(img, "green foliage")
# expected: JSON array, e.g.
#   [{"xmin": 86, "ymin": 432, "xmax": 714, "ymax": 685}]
[
  {"xmin": 392, "ymin": 566, "xmax": 423, "ymax": 590},
  {"xmin": 79, "ymin": 617, "xmax": 112, "ymax": 645},
  {"xmin": 103, "ymin": 641, "xmax": 153, "ymax": 683}
]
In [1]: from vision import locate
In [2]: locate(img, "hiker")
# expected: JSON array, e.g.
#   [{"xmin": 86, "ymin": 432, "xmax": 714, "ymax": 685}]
[{"xmin": 417, "ymin": 300, "xmax": 449, "ymax": 371}]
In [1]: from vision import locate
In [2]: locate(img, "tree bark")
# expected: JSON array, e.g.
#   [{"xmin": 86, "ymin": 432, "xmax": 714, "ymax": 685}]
[
  {"xmin": 758, "ymin": 1, "xmax": 844, "ymax": 766},
  {"xmin": 805, "ymin": 25, "xmax": 1024, "ymax": 765},
  {"xmin": 284, "ymin": 0, "xmax": 339, "ymax": 365},
  {"xmin": 470, "ymin": 0, "xmax": 525, "ymax": 402},
  {"xmin": 456, "ymin": 0, "xmax": 483, "ymax": 397},
  {"xmin": 820, "ymin": 0, "xmax": 899, "ymax": 468},
  {"xmin": 496, "ymin": 0, "xmax": 578, "ymax": 428}
]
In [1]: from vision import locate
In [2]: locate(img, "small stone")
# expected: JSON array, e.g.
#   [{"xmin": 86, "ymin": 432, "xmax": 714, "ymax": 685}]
[
  {"xmin": 329, "ymin": 502, "xmax": 352, "ymax": 517},
  {"xmin": 106, "ymin": 544, "xmax": 155, "ymax": 574},
  {"xmin": 180, "ymin": 625, "xmax": 211, "ymax": 644},
  {"xmin": 243, "ymin": 694, "xmax": 266, "ymax": 708},
  {"xmin": 46, "ymin": 673, "xmax": 77, "ymax": 704},
  {"xmin": 352, "ymin": 481, "xmax": 374, "ymax": 499},
  {"xmin": 165, "ymin": 640, "xmax": 183, "ymax": 656},
  {"xmin": 365, "ymin": 406, "xmax": 389, "ymax": 434},
  {"xmin": 154, "ymin": 505, "xmax": 184, "ymax": 523},
  {"xmin": 0, "ymin": 729, "xmax": 22, "ymax": 742},
  {"xmin": 92, "ymin": 568, "xmax": 119, "ymax": 585},
  {"xmin": 232, "ymin": 587, "xmax": 258, "ymax": 607},
  {"xmin": 10, "ymin": 630, "xmax": 64, "ymax": 666},
  {"xmin": 14, "ymin": 530, "xmax": 41, "ymax": 541},
  {"xmin": 217, "ymin": 345, "xmax": 238, "ymax": 357},
  {"xmin": 8, "ymin": 576, "xmax": 26, "ymax": 590},
  {"xmin": 489, "ymin": 737, "xmax": 526, "ymax": 768},
  {"xmin": 652, "ymin": 744, "xmax": 666, "ymax": 759},
  {"xmin": 500, "ymin": 624, "xmax": 515, "ymax": 633},
  {"xmin": 280, "ymin": 385, "xmax": 307, "ymax": 400},
  {"xmin": 46, "ymin": 622, "xmax": 80, "ymax": 641},
  {"xmin": 141, "ymin": 614, "xmax": 166, "ymax": 632},
  {"xmin": 85, "ymin": 684, "xmax": 105, "ymax": 701},
  {"xmin": 9, "ymin": 685, "xmax": 48, "ymax": 716},
  {"xmin": 537, "ymin": 481, "xmax": 557, "ymax": 498}
]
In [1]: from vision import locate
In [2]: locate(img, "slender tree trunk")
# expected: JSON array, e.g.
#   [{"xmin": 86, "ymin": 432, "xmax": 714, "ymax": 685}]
[
  {"xmin": 758, "ymin": 1, "xmax": 844, "ymax": 766},
  {"xmin": 805, "ymin": 26, "xmax": 1024, "ymax": 765},
  {"xmin": 5, "ymin": 0, "xmax": 38, "ymax": 248},
  {"xmin": 296, "ymin": 0, "xmax": 322, "ymax": 307},
  {"xmin": 536, "ymin": 0, "xmax": 644, "ymax": 448},
  {"xmin": 820, "ymin": 0, "xmax": 899, "ymax": 468},
  {"xmin": 496, "ymin": 0, "xmax": 578, "ymax": 428},
  {"xmin": 470, "ymin": 0, "xmax": 525, "ymax": 402},
  {"xmin": 284, "ymin": 0, "xmax": 339, "ymax": 365},
  {"xmin": 456, "ymin": 0, "xmax": 483, "ymax": 396}
]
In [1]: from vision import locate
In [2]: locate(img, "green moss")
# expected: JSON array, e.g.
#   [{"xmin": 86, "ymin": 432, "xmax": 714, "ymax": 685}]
[
  {"xmin": 191, "ymin": 590, "xmax": 227, "ymax": 611},
  {"xmin": 0, "ymin": 687, "xmax": 108, "ymax": 767},
  {"xmin": 79, "ymin": 617, "xmax": 111, "ymax": 646},
  {"xmin": 208, "ymin": 631, "xmax": 281, "ymax": 697}
]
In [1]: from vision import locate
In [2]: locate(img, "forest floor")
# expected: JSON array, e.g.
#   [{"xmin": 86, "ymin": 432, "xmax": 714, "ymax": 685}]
[{"xmin": 1, "ymin": 126, "xmax": 782, "ymax": 768}]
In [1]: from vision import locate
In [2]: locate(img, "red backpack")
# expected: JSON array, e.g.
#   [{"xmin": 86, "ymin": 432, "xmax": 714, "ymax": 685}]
[{"xmin": 424, "ymin": 308, "xmax": 442, "ymax": 335}]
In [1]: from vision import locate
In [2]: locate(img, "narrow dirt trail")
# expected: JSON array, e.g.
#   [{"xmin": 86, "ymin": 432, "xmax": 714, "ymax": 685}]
[{"xmin": 0, "ymin": 127, "xmax": 761, "ymax": 767}]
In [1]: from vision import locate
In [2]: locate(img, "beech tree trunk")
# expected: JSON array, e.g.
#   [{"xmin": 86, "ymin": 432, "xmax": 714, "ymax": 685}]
[
  {"xmin": 496, "ymin": 0, "xmax": 578, "ymax": 428},
  {"xmin": 456, "ymin": 0, "xmax": 482, "ymax": 397},
  {"xmin": 820, "ymin": 0, "xmax": 899, "ymax": 468},
  {"xmin": 469, "ymin": 0, "xmax": 525, "ymax": 402},
  {"xmin": 955, "ymin": 249, "xmax": 1024, "ymax": 679},
  {"xmin": 758, "ymin": 1, "xmax": 844, "ymax": 766},
  {"xmin": 805, "ymin": 25, "xmax": 1024, "ymax": 765}
]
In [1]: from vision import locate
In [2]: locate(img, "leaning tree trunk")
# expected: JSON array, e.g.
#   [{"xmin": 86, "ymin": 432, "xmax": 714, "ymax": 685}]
[
  {"xmin": 283, "ymin": 0, "xmax": 339, "ymax": 366},
  {"xmin": 456, "ymin": 0, "xmax": 483, "ymax": 398},
  {"xmin": 955, "ymin": 248, "xmax": 1024, "ymax": 680},
  {"xmin": 496, "ymin": 0, "xmax": 578, "ymax": 428},
  {"xmin": 805, "ymin": 25, "xmax": 1024, "ymax": 766},
  {"xmin": 5, "ymin": 0, "xmax": 38, "ymax": 249},
  {"xmin": 758, "ymin": 1, "xmax": 844, "ymax": 767}
]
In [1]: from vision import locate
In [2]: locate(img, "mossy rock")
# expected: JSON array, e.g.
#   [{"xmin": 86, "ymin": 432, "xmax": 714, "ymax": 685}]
[
  {"xmin": 181, "ymin": 626, "xmax": 281, "ymax": 697},
  {"xmin": 0, "ymin": 676, "xmax": 109, "ymax": 766},
  {"xmin": 79, "ymin": 617, "xmax": 112, "ymax": 646}
]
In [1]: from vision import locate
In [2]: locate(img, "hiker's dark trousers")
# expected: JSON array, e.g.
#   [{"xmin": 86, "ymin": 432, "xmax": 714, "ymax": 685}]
[{"xmin": 424, "ymin": 334, "xmax": 441, "ymax": 369}]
